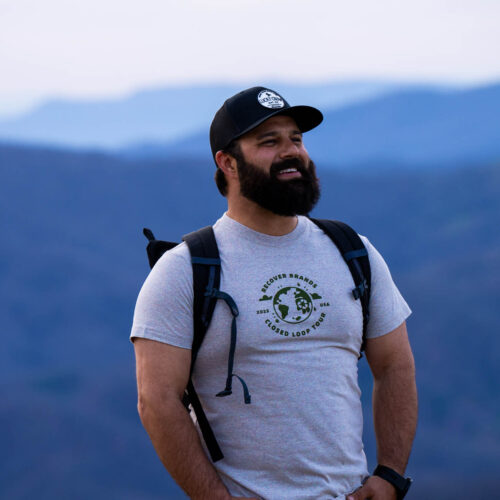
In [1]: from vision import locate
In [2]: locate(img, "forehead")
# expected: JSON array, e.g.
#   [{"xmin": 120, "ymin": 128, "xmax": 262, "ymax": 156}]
[{"xmin": 242, "ymin": 114, "xmax": 300, "ymax": 140}]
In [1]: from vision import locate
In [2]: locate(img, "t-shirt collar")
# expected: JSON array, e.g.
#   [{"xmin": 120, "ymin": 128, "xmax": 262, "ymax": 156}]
[{"xmin": 215, "ymin": 212, "xmax": 308, "ymax": 247}]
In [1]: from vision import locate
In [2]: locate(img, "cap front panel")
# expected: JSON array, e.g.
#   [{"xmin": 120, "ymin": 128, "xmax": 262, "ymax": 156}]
[{"xmin": 257, "ymin": 89, "xmax": 286, "ymax": 109}]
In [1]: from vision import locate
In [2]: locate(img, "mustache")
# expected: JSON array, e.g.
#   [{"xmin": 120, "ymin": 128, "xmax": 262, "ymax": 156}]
[{"xmin": 269, "ymin": 157, "xmax": 310, "ymax": 178}]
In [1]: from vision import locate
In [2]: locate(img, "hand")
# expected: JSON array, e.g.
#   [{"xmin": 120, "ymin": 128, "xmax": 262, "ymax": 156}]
[{"xmin": 347, "ymin": 475, "xmax": 397, "ymax": 500}]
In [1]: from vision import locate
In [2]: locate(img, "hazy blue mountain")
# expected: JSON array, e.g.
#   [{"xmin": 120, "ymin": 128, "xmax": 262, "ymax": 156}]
[
  {"xmin": 132, "ymin": 83, "xmax": 500, "ymax": 169},
  {"xmin": 0, "ymin": 81, "xmax": 406, "ymax": 149},
  {"xmin": 307, "ymin": 83, "xmax": 500, "ymax": 166},
  {"xmin": 1, "ymin": 143, "xmax": 499, "ymax": 499}
]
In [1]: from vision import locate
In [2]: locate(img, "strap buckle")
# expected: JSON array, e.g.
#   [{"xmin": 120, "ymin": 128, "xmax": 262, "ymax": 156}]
[{"xmin": 352, "ymin": 279, "xmax": 368, "ymax": 300}]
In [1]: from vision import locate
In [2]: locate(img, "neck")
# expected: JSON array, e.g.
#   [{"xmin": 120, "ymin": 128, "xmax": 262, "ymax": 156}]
[{"xmin": 226, "ymin": 196, "xmax": 298, "ymax": 236}]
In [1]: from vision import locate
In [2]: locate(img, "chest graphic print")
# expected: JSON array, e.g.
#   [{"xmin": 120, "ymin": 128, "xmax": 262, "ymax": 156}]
[{"xmin": 256, "ymin": 273, "xmax": 331, "ymax": 338}]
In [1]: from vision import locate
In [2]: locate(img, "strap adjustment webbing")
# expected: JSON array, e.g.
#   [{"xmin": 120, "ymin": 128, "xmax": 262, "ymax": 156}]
[
  {"xmin": 344, "ymin": 248, "xmax": 368, "ymax": 261},
  {"xmin": 205, "ymin": 287, "xmax": 251, "ymax": 405}
]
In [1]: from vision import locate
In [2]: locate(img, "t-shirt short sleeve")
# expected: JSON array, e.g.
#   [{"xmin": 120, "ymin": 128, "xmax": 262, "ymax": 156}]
[
  {"xmin": 130, "ymin": 242, "xmax": 194, "ymax": 349},
  {"xmin": 361, "ymin": 236, "xmax": 412, "ymax": 339}
]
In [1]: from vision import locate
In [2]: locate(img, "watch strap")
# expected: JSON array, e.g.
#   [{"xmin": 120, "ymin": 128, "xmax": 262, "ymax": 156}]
[{"xmin": 373, "ymin": 465, "xmax": 412, "ymax": 499}]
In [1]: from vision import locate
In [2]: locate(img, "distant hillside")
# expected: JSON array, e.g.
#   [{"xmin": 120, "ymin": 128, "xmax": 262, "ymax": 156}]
[
  {"xmin": 1, "ymin": 144, "xmax": 499, "ymax": 499},
  {"xmin": 0, "ymin": 81, "xmax": 402, "ymax": 148},
  {"xmin": 307, "ymin": 83, "xmax": 500, "ymax": 166},
  {"xmin": 134, "ymin": 83, "xmax": 500, "ymax": 169}
]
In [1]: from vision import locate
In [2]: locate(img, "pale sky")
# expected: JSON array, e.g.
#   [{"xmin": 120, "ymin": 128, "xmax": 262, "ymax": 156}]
[{"xmin": 0, "ymin": 0, "xmax": 499, "ymax": 114}]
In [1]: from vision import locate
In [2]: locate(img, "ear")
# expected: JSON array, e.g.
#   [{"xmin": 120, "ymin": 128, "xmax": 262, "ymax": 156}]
[{"xmin": 215, "ymin": 150, "xmax": 238, "ymax": 180}]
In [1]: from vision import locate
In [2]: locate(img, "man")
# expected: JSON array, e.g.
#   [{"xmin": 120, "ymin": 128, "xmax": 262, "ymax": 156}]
[{"xmin": 131, "ymin": 87, "xmax": 417, "ymax": 500}]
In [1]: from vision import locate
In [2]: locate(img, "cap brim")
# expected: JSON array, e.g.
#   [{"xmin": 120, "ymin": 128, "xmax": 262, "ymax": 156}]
[{"xmin": 233, "ymin": 105, "xmax": 323, "ymax": 141}]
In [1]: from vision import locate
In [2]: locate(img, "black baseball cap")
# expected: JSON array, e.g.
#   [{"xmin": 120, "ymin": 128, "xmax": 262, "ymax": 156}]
[{"xmin": 209, "ymin": 86, "xmax": 323, "ymax": 159}]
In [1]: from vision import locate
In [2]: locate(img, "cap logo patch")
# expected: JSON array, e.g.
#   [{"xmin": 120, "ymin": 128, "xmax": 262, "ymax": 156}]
[{"xmin": 257, "ymin": 90, "xmax": 285, "ymax": 109}]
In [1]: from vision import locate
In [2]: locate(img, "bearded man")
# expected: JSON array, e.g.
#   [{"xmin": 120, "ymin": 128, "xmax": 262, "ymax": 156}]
[{"xmin": 131, "ymin": 87, "xmax": 417, "ymax": 500}]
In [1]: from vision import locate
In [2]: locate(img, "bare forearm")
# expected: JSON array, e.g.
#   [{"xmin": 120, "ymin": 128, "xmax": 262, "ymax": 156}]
[
  {"xmin": 139, "ymin": 396, "xmax": 230, "ymax": 500},
  {"xmin": 372, "ymin": 364, "xmax": 418, "ymax": 474}
]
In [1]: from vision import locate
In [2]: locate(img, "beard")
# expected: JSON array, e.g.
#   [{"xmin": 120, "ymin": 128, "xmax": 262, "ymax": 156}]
[{"xmin": 236, "ymin": 155, "xmax": 321, "ymax": 217}]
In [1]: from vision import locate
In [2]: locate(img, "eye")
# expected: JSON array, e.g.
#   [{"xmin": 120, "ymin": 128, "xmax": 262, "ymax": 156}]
[
  {"xmin": 260, "ymin": 139, "xmax": 276, "ymax": 146},
  {"xmin": 292, "ymin": 136, "xmax": 302, "ymax": 144}
]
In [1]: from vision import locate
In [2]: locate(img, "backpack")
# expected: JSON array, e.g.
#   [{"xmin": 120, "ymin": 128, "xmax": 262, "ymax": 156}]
[{"xmin": 142, "ymin": 218, "xmax": 371, "ymax": 462}]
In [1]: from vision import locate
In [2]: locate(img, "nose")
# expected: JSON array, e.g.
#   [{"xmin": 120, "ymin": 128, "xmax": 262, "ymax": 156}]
[{"xmin": 279, "ymin": 138, "xmax": 301, "ymax": 160}]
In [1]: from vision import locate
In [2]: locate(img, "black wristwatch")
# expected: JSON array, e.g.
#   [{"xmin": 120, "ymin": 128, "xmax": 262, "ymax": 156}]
[{"xmin": 373, "ymin": 465, "xmax": 412, "ymax": 499}]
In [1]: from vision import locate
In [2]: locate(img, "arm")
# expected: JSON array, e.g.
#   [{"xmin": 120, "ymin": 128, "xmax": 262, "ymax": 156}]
[
  {"xmin": 348, "ymin": 322, "xmax": 418, "ymax": 500},
  {"xmin": 368, "ymin": 321, "xmax": 418, "ymax": 474},
  {"xmin": 134, "ymin": 338, "xmax": 234, "ymax": 500}
]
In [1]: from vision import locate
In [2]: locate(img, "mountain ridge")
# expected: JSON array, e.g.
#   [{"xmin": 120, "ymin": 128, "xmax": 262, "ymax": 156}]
[
  {"xmin": 0, "ymin": 81, "xmax": 407, "ymax": 148},
  {"xmin": 128, "ymin": 83, "xmax": 500, "ymax": 169}
]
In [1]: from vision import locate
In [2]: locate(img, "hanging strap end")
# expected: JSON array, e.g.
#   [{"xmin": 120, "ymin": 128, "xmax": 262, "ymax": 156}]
[{"xmin": 216, "ymin": 389, "xmax": 233, "ymax": 398}]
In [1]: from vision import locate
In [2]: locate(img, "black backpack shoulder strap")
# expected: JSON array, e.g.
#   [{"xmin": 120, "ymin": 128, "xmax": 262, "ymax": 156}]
[
  {"xmin": 182, "ymin": 226, "xmax": 221, "ymax": 365},
  {"xmin": 182, "ymin": 226, "xmax": 224, "ymax": 462},
  {"xmin": 143, "ymin": 225, "xmax": 222, "ymax": 365},
  {"xmin": 142, "ymin": 226, "xmax": 224, "ymax": 462},
  {"xmin": 309, "ymin": 218, "xmax": 371, "ymax": 354}
]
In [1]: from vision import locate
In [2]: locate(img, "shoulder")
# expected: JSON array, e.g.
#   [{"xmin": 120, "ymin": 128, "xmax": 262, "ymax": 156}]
[
  {"xmin": 358, "ymin": 234, "xmax": 412, "ymax": 338},
  {"xmin": 305, "ymin": 217, "xmax": 377, "ymax": 257},
  {"xmin": 132, "ymin": 241, "xmax": 195, "ymax": 348},
  {"xmin": 139, "ymin": 241, "xmax": 193, "ymax": 305},
  {"xmin": 358, "ymin": 234, "xmax": 378, "ymax": 259},
  {"xmin": 155, "ymin": 240, "xmax": 191, "ymax": 267},
  {"xmin": 357, "ymin": 234, "xmax": 392, "ymax": 274}
]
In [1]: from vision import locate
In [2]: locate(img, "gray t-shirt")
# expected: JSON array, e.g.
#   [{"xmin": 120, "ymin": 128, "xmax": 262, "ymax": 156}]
[{"xmin": 131, "ymin": 214, "xmax": 411, "ymax": 500}]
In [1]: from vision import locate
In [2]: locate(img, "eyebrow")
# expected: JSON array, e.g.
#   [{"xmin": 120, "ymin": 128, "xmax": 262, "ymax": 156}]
[{"xmin": 255, "ymin": 129, "xmax": 302, "ymax": 140}]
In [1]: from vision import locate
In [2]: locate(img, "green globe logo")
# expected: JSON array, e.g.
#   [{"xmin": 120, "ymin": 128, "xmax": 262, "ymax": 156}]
[{"xmin": 273, "ymin": 287, "xmax": 313, "ymax": 324}]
